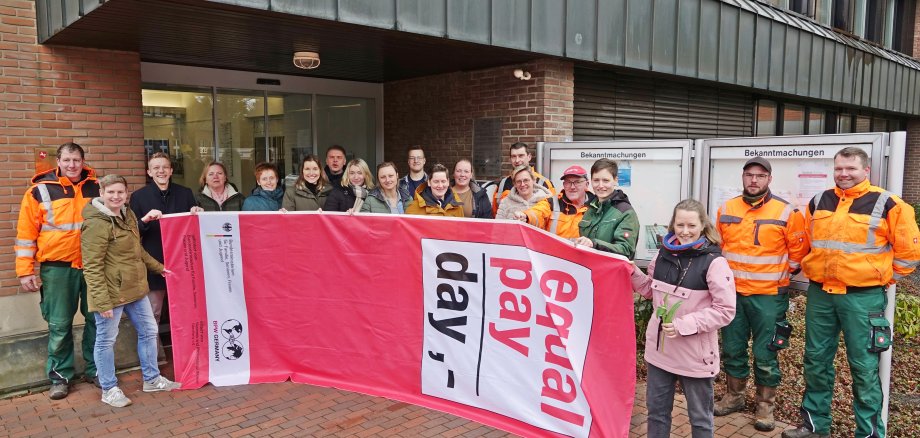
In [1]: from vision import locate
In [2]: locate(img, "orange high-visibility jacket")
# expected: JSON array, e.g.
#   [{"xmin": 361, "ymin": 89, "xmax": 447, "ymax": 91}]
[
  {"xmin": 522, "ymin": 192, "xmax": 595, "ymax": 239},
  {"xmin": 15, "ymin": 167, "xmax": 99, "ymax": 276},
  {"xmin": 491, "ymin": 167, "xmax": 556, "ymax": 216},
  {"xmin": 716, "ymin": 193, "xmax": 809, "ymax": 296},
  {"xmin": 802, "ymin": 179, "xmax": 920, "ymax": 294}
]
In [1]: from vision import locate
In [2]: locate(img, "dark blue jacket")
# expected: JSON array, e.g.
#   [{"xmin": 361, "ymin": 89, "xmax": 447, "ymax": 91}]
[{"xmin": 129, "ymin": 181, "xmax": 198, "ymax": 290}]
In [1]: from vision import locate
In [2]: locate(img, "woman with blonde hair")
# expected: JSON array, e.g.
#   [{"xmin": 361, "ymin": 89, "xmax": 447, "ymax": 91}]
[
  {"xmin": 325, "ymin": 158, "xmax": 375, "ymax": 212},
  {"xmin": 630, "ymin": 198, "xmax": 735, "ymax": 438},
  {"xmin": 81, "ymin": 174, "xmax": 180, "ymax": 408},
  {"xmin": 195, "ymin": 161, "xmax": 244, "ymax": 211},
  {"xmin": 283, "ymin": 155, "xmax": 331, "ymax": 211}
]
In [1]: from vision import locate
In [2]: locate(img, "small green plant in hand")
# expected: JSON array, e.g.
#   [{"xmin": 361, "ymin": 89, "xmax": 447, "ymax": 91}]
[{"xmin": 655, "ymin": 295, "xmax": 683, "ymax": 353}]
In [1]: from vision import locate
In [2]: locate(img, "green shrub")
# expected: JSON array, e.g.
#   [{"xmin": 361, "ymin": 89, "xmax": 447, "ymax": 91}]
[
  {"xmin": 895, "ymin": 294, "xmax": 920, "ymax": 341},
  {"xmin": 634, "ymin": 293, "xmax": 654, "ymax": 348},
  {"xmin": 914, "ymin": 203, "xmax": 920, "ymax": 229}
]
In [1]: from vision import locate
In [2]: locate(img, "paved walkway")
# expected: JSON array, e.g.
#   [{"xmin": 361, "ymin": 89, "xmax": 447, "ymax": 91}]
[{"xmin": 1, "ymin": 367, "xmax": 789, "ymax": 437}]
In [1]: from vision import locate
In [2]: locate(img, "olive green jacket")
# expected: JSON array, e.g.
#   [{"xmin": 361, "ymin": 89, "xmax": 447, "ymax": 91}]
[
  {"xmin": 360, "ymin": 187, "xmax": 412, "ymax": 214},
  {"xmin": 81, "ymin": 198, "xmax": 164, "ymax": 313},
  {"xmin": 578, "ymin": 189, "xmax": 640, "ymax": 259},
  {"xmin": 282, "ymin": 182, "xmax": 331, "ymax": 211}
]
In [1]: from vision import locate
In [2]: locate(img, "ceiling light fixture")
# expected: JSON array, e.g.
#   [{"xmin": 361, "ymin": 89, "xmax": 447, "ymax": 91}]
[
  {"xmin": 293, "ymin": 51, "xmax": 321, "ymax": 69},
  {"xmin": 513, "ymin": 68, "xmax": 532, "ymax": 80}
]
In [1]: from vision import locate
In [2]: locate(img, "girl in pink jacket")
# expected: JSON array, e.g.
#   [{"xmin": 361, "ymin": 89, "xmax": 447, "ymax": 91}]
[{"xmin": 631, "ymin": 199, "xmax": 736, "ymax": 437}]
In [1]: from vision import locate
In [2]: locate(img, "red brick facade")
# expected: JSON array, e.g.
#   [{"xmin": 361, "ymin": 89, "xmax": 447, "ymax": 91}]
[
  {"xmin": 383, "ymin": 59, "xmax": 574, "ymax": 180},
  {"xmin": 904, "ymin": 120, "xmax": 920, "ymax": 204},
  {"xmin": 0, "ymin": 1, "xmax": 145, "ymax": 296}
]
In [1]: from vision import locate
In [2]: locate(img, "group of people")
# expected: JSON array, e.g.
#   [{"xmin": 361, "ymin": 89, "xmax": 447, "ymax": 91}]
[{"xmin": 14, "ymin": 141, "xmax": 920, "ymax": 438}]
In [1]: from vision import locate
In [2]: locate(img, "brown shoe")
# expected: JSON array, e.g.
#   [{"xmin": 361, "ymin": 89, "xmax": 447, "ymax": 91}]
[
  {"xmin": 714, "ymin": 375, "xmax": 746, "ymax": 416},
  {"xmin": 754, "ymin": 385, "xmax": 776, "ymax": 431},
  {"xmin": 48, "ymin": 381, "xmax": 69, "ymax": 400},
  {"xmin": 781, "ymin": 425, "xmax": 829, "ymax": 438}
]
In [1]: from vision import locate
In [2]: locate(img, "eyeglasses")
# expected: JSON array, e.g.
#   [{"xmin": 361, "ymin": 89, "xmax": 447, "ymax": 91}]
[
  {"xmin": 562, "ymin": 179, "xmax": 587, "ymax": 187},
  {"xmin": 409, "ymin": 157, "xmax": 425, "ymax": 162},
  {"xmin": 743, "ymin": 173, "xmax": 770, "ymax": 180}
]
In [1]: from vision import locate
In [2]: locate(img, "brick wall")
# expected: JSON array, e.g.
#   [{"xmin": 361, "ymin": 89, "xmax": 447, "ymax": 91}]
[
  {"xmin": 904, "ymin": 120, "xmax": 920, "ymax": 204},
  {"xmin": 383, "ymin": 58, "xmax": 574, "ymax": 180},
  {"xmin": 0, "ymin": 1, "xmax": 145, "ymax": 296}
]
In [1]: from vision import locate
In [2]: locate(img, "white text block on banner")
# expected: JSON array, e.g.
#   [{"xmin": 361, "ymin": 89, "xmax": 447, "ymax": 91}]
[
  {"xmin": 421, "ymin": 239, "xmax": 595, "ymax": 437},
  {"xmin": 198, "ymin": 214, "xmax": 250, "ymax": 386}
]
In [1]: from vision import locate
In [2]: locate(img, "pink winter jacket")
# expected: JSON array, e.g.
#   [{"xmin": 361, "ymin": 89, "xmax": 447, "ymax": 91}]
[{"xmin": 630, "ymin": 243, "xmax": 736, "ymax": 378}]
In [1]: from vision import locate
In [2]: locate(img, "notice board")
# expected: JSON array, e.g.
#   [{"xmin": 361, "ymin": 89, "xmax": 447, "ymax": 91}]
[{"xmin": 539, "ymin": 140, "xmax": 693, "ymax": 263}]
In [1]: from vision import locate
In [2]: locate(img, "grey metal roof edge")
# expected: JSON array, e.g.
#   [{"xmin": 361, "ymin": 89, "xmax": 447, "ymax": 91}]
[{"xmin": 726, "ymin": 0, "xmax": 920, "ymax": 70}]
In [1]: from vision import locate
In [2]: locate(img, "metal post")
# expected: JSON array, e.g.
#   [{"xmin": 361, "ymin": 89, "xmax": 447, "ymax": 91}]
[{"xmin": 879, "ymin": 130, "xmax": 906, "ymax": 426}]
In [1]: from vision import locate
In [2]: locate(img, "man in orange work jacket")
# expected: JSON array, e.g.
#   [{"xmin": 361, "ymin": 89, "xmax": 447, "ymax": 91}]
[
  {"xmin": 513, "ymin": 165, "xmax": 593, "ymax": 239},
  {"xmin": 15, "ymin": 142, "xmax": 99, "ymax": 401},
  {"xmin": 782, "ymin": 147, "xmax": 920, "ymax": 438},
  {"xmin": 714, "ymin": 157, "xmax": 809, "ymax": 432}
]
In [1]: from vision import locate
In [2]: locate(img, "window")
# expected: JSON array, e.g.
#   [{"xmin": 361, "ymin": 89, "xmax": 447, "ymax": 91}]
[
  {"xmin": 808, "ymin": 108, "xmax": 826, "ymax": 134},
  {"xmin": 838, "ymin": 113, "xmax": 853, "ymax": 133},
  {"xmin": 783, "ymin": 104, "xmax": 806, "ymax": 135},
  {"xmin": 892, "ymin": 0, "xmax": 916, "ymax": 53},
  {"xmin": 865, "ymin": 0, "xmax": 888, "ymax": 44},
  {"xmin": 755, "ymin": 100, "xmax": 778, "ymax": 136},
  {"xmin": 855, "ymin": 115, "xmax": 872, "ymax": 132},
  {"xmin": 832, "ymin": 0, "xmax": 854, "ymax": 32},
  {"xmin": 789, "ymin": 0, "xmax": 816, "ymax": 18},
  {"xmin": 142, "ymin": 88, "xmax": 214, "ymax": 190}
]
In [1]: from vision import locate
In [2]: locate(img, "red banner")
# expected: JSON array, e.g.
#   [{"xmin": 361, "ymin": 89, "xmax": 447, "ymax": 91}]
[{"xmin": 162, "ymin": 212, "xmax": 636, "ymax": 437}]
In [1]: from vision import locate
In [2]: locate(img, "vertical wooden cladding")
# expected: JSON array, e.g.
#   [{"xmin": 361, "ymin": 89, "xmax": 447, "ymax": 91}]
[
  {"xmin": 272, "ymin": 0, "xmax": 337, "ymax": 19},
  {"xmin": 573, "ymin": 67, "xmax": 753, "ymax": 141}
]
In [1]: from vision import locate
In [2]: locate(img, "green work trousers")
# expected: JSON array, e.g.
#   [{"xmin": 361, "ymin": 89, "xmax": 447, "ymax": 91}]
[
  {"xmin": 801, "ymin": 282, "xmax": 886, "ymax": 437},
  {"xmin": 38, "ymin": 264, "xmax": 96, "ymax": 383},
  {"xmin": 721, "ymin": 293, "xmax": 789, "ymax": 387}
]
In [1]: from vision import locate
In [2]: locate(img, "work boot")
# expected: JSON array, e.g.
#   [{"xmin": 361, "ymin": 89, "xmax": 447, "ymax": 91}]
[
  {"xmin": 48, "ymin": 381, "xmax": 69, "ymax": 400},
  {"xmin": 754, "ymin": 385, "xmax": 777, "ymax": 431},
  {"xmin": 781, "ymin": 425, "xmax": 829, "ymax": 438},
  {"xmin": 713, "ymin": 375, "xmax": 746, "ymax": 416}
]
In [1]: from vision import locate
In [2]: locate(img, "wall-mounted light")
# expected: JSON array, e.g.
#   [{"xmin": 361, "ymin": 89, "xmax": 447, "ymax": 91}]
[
  {"xmin": 513, "ymin": 68, "xmax": 532, "ymax": 80},
  {"xmin": 293, "ymin": 52, "xmax": 321, "ymax": 69}
]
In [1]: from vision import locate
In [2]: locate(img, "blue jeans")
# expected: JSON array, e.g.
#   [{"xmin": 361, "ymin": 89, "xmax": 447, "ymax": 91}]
[{"xmin": 93, "ymin": 297, "xmax": 161, "ymax": 391}]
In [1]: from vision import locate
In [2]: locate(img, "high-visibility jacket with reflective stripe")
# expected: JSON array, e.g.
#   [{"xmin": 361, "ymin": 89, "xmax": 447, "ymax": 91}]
[
  {"xmin": 15, "ymin": 167, "xmax": 99, "ymax": 276},
  {"xmin": 491, "ymin": 167, "xmax": 556, "ymax": 216},
  {"xmin": 523, "ymin": 192, "xmax": 596, "ymax": 239},
  {"xmin": 802, "ymin": 179, "xmax": 920, "ymax": 294},
  {"xmin": 716, "ymin": 193, "xmax": 809, "ymax": 296}
]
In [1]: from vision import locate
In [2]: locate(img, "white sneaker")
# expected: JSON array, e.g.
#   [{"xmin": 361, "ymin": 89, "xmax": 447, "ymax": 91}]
[
  {"xmin": 143, "ymin": 375, "xmax": 180, "ymax": 392},
  {"xmin": 101, "ymin": 386, "xmax": 132, "ymax": 408}
]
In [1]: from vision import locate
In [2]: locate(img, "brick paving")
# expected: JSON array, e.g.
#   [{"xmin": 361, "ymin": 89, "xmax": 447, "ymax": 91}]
[{"xmin": 1, "ymin": 366, "xmax": 789, "ymax": 437}]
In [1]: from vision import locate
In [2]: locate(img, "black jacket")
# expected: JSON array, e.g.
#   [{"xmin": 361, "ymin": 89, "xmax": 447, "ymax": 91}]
[
  {"xmin": 129, "ymin": 181, "xmax": 198, "ymax": 290},
  {"xmin": 325, "ymin": 184, "xmax": 359, "ymax": 212},
  {"xmin": 324, "ymin": 166, "xmax": 344, "ymax": 188}
]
